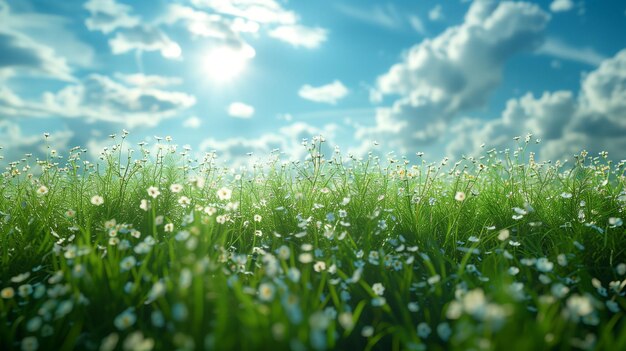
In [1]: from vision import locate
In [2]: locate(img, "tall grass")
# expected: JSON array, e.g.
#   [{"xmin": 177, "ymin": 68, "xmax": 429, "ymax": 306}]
[{"xmin": 1, "ymin": 134, "xmax": 625, "ymax": 351}]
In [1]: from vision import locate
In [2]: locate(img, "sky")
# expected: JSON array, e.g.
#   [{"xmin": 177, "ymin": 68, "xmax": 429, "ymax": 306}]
[{"xmin": 1, "ymin": 0, "xmax": 626, "ymax": 165}]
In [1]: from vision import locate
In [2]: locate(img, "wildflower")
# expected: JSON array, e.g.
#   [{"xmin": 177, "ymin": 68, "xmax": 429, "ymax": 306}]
[
  {"xmin": 65, "ymin": 209, "xmax": 76, "ymax": 218},
  {"xmin": 11, "ymin": 272, "xmax": 30, "ymax": 283},
  {"xmin": 37, "ymin": 185, "xmax": 49, "ymax": 196},
  {"xmin": 147, "ymin": 186, "xmax": 161, "ymax": 199},
  {"xmin": 21, "ymin": 336, "xmax": 39, "ymax": 351},
  {"xmin": 18, "ymin": 284, "xmax": 33, "ymax": 297},
  {"xmin": 508, "ymin": 267, "xmax": 520, "ymax": 275},
  {"xmin": 536, "ymin": 258, "xmax": 554, "ymax": 272},
  {"xmin": 437, "ymin": 322, "xmax": 452, "ymax": 341},
  {"xmin": 145, "ymin": 281, "xmax": 166, "ymax": 304},
  {"xmin": 26, "ymin": 317, "xmax": 42, "ymax": 332},
  {"xmin": 566, "ymin": 294, "xmax": 594, "ymax": 317},
  {"xmin": 164, "ymin": 223, "xmax": 174, "ymax": 232},
  {"xmin": 338, "ymin": 312, "xmax": 354, "ymax": 331},
  {"xmin": 91, "ymin": 195, "xmax": 104, "ymax": 206},
  {"xmin": 298, "ymin": 253, "xmax": 313, "ymax": 263},
  {"xmin": 408, "ymin": 302, "xmax": 420, "ymax": 312},
  {"xmin": 417, "ymin": 322, "xmax": 431, "ymax": 338},
  {"xmin": 609, "ymin": 217, "xmax": 623, "ymax": 227},
  {"xmin": 254, "ymin": 214, "xmax": 262, "ymax": 222},
  {"xmin": 372, "ymin": 283, "xmax": 385, "ymax": 296},
  {"xmin": 361, "ymin": 326, "xmax": 374, "ymax": 337},
  {"xmin": 216, "ymin": 215, "xmax": 227, "ymax": 224},
  {"xmin": 617, "ymin": 263, "xmax": 626, "ymax": 275},
  {"xmin": 1, "ymin": 287, "xmax": 15, "ymax": 299},
  {"xmin": 427, "ymin": 275, "xmax": 441, "ymax": 285},
  {"xmin": 455, "ymin": 191, "xmax": 466, "ymax": 201},
  {"xmin": 498, "ymin": 229, "xmax": 510, "ymax": 241},
  {"xmin": 169, "ymin": 184, "xmax": 183, "ymax": 193},
  {"xmin": 120, "ymin": 256, "xmax": 137, "ymax": 272},
  {"xmin": 216, "ymin": 187, "xmax": 232, "ymax": 201},
  {"xmin": 287, "ymin": 267, "xmax": 301, "ymax": 282},
  {"xmin": 155, "ymin": 215, "xmax": 164, "ymax": 225},
  {"xmin": 178, "ymin": 196, "xmax": 191, "ymax": 207},
  {"xmin": 277, "ymin": 245, "xmax": 290, "ymax": 260},
  {"xmin": 100, "ymin": 333, "xmax": 119, "ymax": 351},
  {"xmin": 313, "ymin": 261, "xmax": 327, "ymax": 272},
  {"xmin": 114, "ymin": 308, "xmax": 137, "ymax": 330},
  {"xmin": 258, "ymin": 282, "xmax": 275, "ymax": 302},
  {"xmin": 560, "ymin": 192, "xmax": 573, "ymax": 199},
  {"xmin": 204, "ymin": 207, "xmax": 217, "ymax": 216},
  {"xmin": 254, "ymin": 230, "xmax": 262, "ymax": 236},
  {"xmin": 122, "ymin": 331, "xmax": 154, "ymax": 351}
]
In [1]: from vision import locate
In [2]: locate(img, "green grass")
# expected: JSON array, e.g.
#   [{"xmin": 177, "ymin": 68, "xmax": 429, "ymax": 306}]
[{"xmin": 1, "ymin": 135, "xmax": 625, "ymax": 351}]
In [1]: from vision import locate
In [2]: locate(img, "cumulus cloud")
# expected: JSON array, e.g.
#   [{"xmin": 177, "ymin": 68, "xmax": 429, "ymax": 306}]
[
  {"xmin": 357, "ymin": 0, "xmax": 550, "ymax": 153},
  {"xmin": 113, "ymin": 73, "xmax": 183, "ymax": 87},
  {"xmin": 0, "ymin": 74, "xmax": 196, "ymax": 128},
  {"xmin": 228, "ymin": 102, "xmax": 255, "ymax": 118},
  {"xmin": 109, "ymin": 26, "xmax": 182, "ymax": 59},
  {"xmin": 199, "ymin": 122, "xmax": 337, "ymax": 165},
  {"xmin": 269, "ymin": 25, "xmax": 327, "ymax": 48},
  {"xmin": 550, "ymin": 0, "xmax": 574, "ymax": 13},
  {"xmin": 299, "ymin": 80, "xmax": 349, "ymax": 105},
  {"xmin": 447, "ymin": 49, "xmax": 626, "ymax": 162},
  {"xmin": 84, "ymin": 0, "xmax": 140, "ymax": 34}
]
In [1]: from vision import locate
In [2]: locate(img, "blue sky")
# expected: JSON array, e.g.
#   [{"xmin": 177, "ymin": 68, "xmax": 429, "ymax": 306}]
[{"xmin": 1, "ymin": 0, "xmax": 626, "ymax": 164}]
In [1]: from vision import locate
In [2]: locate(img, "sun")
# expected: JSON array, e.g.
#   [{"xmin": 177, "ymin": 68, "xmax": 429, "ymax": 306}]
[{"xmin": 203, "ymin": 44, "xmax": 256, "ymax": 82}]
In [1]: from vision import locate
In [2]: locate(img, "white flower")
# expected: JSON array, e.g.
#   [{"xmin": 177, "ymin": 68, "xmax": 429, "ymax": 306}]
[
  {"xmin": 178, "ymin": 196, "xmax": 191, "ymax": 207},
  {"xmin": 254, "ymin": 214, "xmax": 262, "ymax": 222},
  {"xmin": 313, "ymin": 261, "xmax": 327, "ymax": 272},
  {"xmin": 139, "ymin": 199, "xmax": 149, "ymax": 211},
  {"xmin": 1, "ymin": 287, "xmax": 15, "ymax": 299},
  {"xmin": 609, "ymin": 217, "xmax": 623, "ymax": 227},
  {"xmin": 120, "ymin": 256, "xmax": 137, "ymax": 272},
  {"xmin": 361, "ymin": 326, "xmax": 374, "ymax": 337},
  {"xmin": 427, "ymin": 274, "xmax": 441, "ymax": 285},
  {"xmin": 338, "ymin": 312, "xmax": 354, "ymax": 331},
  {"xmin": 258, "ymin": 282, "xmax": 275, "ymax": 302},
  {"xmin": 90, "ymin": 195, "xmax": 104, "ymax": 206},
  {"xmin": 372, "ymin": 282, "xmax": 385, "ymax": 296},
  {"xmin": 169, "ymin": 184, "xmax": 183, "ymax": 193},
  {"xmin": 37, "ymin": 185, "xmax": 49, "ymax": 196},
  {"xmin": 566, "ymin": 294, "xmax": 594, "ymax": 317},
  {"xmin": 298, "ymin": 253, "xmax": 313, "ymax": 263},
  {"xmin": 114, "ymin": 308, "xmax": 137, "ymax": 330},
  {"xmin": 497, "ymin": 229, "xmax": 510, "ymax": 241},
  {"xmin": 147, "ymin": 186, "xmax": 161, "ymax": 199},
  {"xmin": 216, "ymin": 187, "xmax": 232, "ymax": 201},
  {"xmin": 164, "ymin": 223, "xmax": 174, "ymax": 232},
  {"xmin": 454, "ymin": 191, "xmax": 466, "ymax": 202},
  {"xmin": 536, "ymin": 258, "xmax": 554, "ymax": 273},
  {"xmin": 21, "ymin": 336, "xmax": 39, "ymax": 351},
  {"xmin": 560, "ymin": 192, "xmax": 573, "ymax": 199}
]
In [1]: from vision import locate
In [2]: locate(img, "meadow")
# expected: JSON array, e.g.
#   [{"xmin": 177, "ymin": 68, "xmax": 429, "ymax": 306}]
[{"xmin": 0, "ymin": 133, "xmax": 625, "ymax": 351}]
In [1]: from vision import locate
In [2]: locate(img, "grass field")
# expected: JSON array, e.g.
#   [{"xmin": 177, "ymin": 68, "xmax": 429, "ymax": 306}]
[{"xmin": 1, "ymin": 134, "xmax": 625, "ymax": 351}]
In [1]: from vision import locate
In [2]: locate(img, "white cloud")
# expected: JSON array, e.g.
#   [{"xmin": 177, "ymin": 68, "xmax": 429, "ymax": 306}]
[
  {"xmin": 191, "ymin": 0, "xmax": 297, "ymax": 24},
  {"xmin": 84, "ymin": 0, "xmax": 141, "ymax": 34},
  {"xmin": 428, "ymin": 5, "xmax": 444, "ymax": 21},
  {"xmin": 109, "ymin": 26, "xmax": 182, "ymax": 59},
  {"xmin": 269, "ymin": 25, "xmax": 327, "ymax": 49},
  {"xmin": 538, "ymin": 38, "xmax": 606, "ymax": 66},
  {"xmin": 408, "ymin": 15, "xmax": 426, "ymax": 35},
  {"xmin": 334, "ymin": 3, "xmax": 403, "ymax": 29},
  {"xmin": 0, "ymin": 73, "xmax": 196, "ymax": 128},
  {"xmin": 299, "ymin": 80, "xmax": 349, "ymax": 105},
  {"xmin": 228, "ymin": 102, "xmax": 255, "ymax": 118},
  {"xmin": 356, "ymin": 1, "xmax": 550, "ymax": 153},
  {"xmin": 113, "ymin": 73, "xmax": 183, "ymax": 88},
  {"xmin": 550, "ymin": 0, "xmax": 574, "ymax": 13},
  {"xmin": 183, "ymin": 116, "xmax": 202, "ymax": 128},
  {"xmin": 199, "ymin": 122, "xmax": 337, "ymax": 165},
  {"xmin": 160, "ymin": 4, "xmax": 241, "ymax": 40},
  {"xmin": 446, "ymin": 49, "xmax": 626, "ymax": 162}
]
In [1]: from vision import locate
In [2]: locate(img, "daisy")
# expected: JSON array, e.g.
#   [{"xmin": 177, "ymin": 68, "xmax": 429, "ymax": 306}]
[
  {"xmin": 372, "ymin": 282, "xmax": 385, "ymax": 296},
  {"xmin": 37, "ymin": 185, "xmax": 49, "ymax": 196},
  {"xmin": 216, "ymin": 187, "xmax": 232, "ymax": 201},
  {"xmin": 258, "ymin": 282, "xmax": 275, "ymax": 302},
  {"xmin": 454, "ymin": 191, "xmax": 466, "ymax": 201},
  {"xmin": 313, "ymin": 261, "xmax": 327, "ymax": 272},
  {"xmin": 1, "ymin": 287, "xmax": 15, "ymax": 299},
  {"xmin": 164, "ymin": 223, "xmax": 174, "ymax": 232},
  {"xmin": 139, "ymin": 199, "xmax": 149, "ymax": 211},
  {"xmin": 90, "ymin": 195, "xmax": 104, "ymax": 206},
  {"xmin": 169, "ymin": 184, "xmax": 183, "ymax": 193},
  {"xmin": 147, "ymin": 186, "xmax": 161, "ymax": 199},
  {"xmin": 253, "ymin": 214, "xmax": 262, "ymax": 222},
  {"xmin": 178, "ymin": 196, "xmax": 191, "ymax": 207},
  {"xmin": 114, "ymin": 308, "xmax": 137, "ymax": 330}
]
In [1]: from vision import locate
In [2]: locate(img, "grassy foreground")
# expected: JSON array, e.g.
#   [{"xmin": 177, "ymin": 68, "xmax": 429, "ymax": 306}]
[{"xmin": 1, "ymin": 135, "xmax": 625, "ymax": 351}]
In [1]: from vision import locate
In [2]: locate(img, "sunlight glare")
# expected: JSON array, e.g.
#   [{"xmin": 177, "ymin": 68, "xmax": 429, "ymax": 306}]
[{"xmin": 203, "ymin": 44, "xmax": 256, "ymax": 82}]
